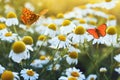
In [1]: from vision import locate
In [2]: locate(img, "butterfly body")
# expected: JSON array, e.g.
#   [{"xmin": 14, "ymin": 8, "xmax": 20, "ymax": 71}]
[
  {"xmin": 87, "ymin": 24, "xmax": 107, "ymax": 39},
  {"xmin": 21, "ymin": 8, "xmax": 48, "ymax": 25}
]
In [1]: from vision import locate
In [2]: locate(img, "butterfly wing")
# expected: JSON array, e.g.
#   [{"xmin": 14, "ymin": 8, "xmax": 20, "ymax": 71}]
[
  {"xmin": 87, "ymin": 29, "xmax": 99, "ymax": 39},
  {"xmin": 21, "ymin": 8, "xmax": 39, "ymax": 25},
  {"xmin": 97, "ymin": 24, "xmax": 107, "ymax": 37},
  {"xmin": 39, "ymin": 9, "xmax": 48, "ymax": 16}
]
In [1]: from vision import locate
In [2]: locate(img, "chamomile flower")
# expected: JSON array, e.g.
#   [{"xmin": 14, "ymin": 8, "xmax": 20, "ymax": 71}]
[
  {"xmin": 59, "ymin": 76, "xmax": 77, "ymax": 80},
  {"xmin": 9, "ymin": 41, "xmax": 30, "ymax": 63},
  {"xmin": 106, "ymin": 15, "xmax": 117, "ymax": 26},
  {"xmin": 68, "ymin": 44, "xmax": 81, "ymax": 53},
  {"xmin": 65, "ymin": 51, "xmax": 78, "ymax": 65},
  {"xmin": 115, "ymin": 67, "xmax": 120, "ymax": 74},
  {"xmin": 1, "ymin": 70, "xmax": 19, "ymax": 80},
  {"xmin": 67, "ymin": 26, "xmax": 93, "ymax": 44},
  {"xmin": 86, "ymin": 74, "xmax": 97, "ymax": 80},
  {"xmin": 60, "ymin": 20, "xmax": 76, "ymax": 35},
  {"xmin": 99, "ymin": 67, "xmax": 107, "ymax": 73},
  {"xmin": 54, "ymin": 13, "xmax": 65, "ymax": 26},
  {"xmin": 47, "ymin": 64, "xmax": 60, "ymax": 71},
  {"xmin": 65, "ymin": 67, "xmax": 85, "ymax": 80},
  {"xmin": 0, "ymin": 65, "xmax": 5, "ymax": 74},
  {"xmin": 31, "ymin": 55, "xmax": 49, "ymax": 68},
  {"xmin": 44, "ymin": 23, "xmax": 58, "ymax": 38},
  {"xmin": 36, "ymin": 35, "xmax": 47, "ymax": 47},
  {"xmin": 0, "ymin": 32, "xmax": 17, "ymax": 42},
  {"xmin": 20, "ymin": 69, "xmax": 39, "ymax": 80},
  {"xmin": 0, "ymin": 23, "xmax": 8, "ymax": 36},
  {"xmin": 49, "ymin": 34, "xmax": 71, "ymax": 49},
  {"xmin": 114, "ymin": 54, "xmax": 120, "ymax": 63},
  {"xmin": 0, "ymin": 16, "xmax": 6, "ymax": 22},
  {"xmin": 22, "ymin": 36, "xmax": 34, "ymax": 51},
  {"xmin": 6, "ymin": 12, "xmax": 18, "ymax": 26},
  {"xmin": 104, "ymin": 26, "xmax": 117, "ymax": 46},
  {"xmin": 75, "ymin": 19, "xmax": 88, "ymax": 29}
]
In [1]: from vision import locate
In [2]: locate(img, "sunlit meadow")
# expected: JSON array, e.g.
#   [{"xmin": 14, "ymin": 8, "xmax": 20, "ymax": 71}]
[{"xmin": 0, "ymin": 0, "xmax": 120, "ymax": 80}]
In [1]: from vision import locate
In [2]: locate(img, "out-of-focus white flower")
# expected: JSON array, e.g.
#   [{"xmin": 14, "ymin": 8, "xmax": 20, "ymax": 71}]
[
  {"xmin": 65, "ymin": 51, "xmax": 78, "ymax": 65},
  {"xmin": 0, "ymin": 16, "xmax": 6, "ymax": 22},
  {"xmin": 86, "ymin": 74, "xmax": 97, "ymax": 80},
  {"xmin": 5, "ymin": 12, "xmax": 18, "ymax": 26},
  {"xmin": 0, "ymin": 65, "xmax": 5, "ymax": 74},
  {"xmin": 66, "ymin": 67, "xmax": 85, "ymax": 80},
  {"xmin": 99, "ymin": 67, "xmax": 107, "ymax": 72},
  {"xmin": 24, "ymin": 2, "xmax": 35, "ymax": 11},
  {"xmin": 115, "ymin": 67, "xmax": 120, "ymax": 74},
  {"xmin": 49, "ymin": 34, "xmax": 71, "ymax": 49},
  {"xmin": 60, "ymin": 20, "xmax": 76, "ymax": 35},
  {"xmin": 114, "ymin": 54, "xmax": 120, "ymax": 63},
  {"xmin": 20, "ymin": 69, "xmax": 39, "ymax": 80}
]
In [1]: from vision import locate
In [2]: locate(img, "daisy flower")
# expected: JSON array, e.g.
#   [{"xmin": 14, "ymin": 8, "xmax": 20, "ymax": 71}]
[
  {"xmin": 0, "ymin": 23, "xmax": 8, "ymax": 36},
  {"xmin": 9, "ymin": 41, "xmax": 30, "ymax": 63},
  {"xmin": 115, "ymin": 67, "xmax": 120, "ymax": 74},
  {"xmin": 44, "ymin": 23, "xmax": 58, "ymax": 38},
  {"xmin": 86, "ymin": 74, "xmax": 97, "ymax": 80},
  {"xmin": 0, "ymin": 16, "xmax": 6, "ymax": 22},
  {"xmin": 0, "ymin": 65, "xmax": 5, "ymax": 74},
  {"xmin": 65, "ymin": 67, "xmax": 85, "ymax": 80},
  {"xmin": 0, "ymin": 32, "xmax": 17, "ymax": 43},
  {"xmin": 67, "ymin": 26, "xmax": 93, "ymax": 44},
  {"xmin": 106, "ymin": 15, "xmax": 117, "ymax": 26},
  {"xmin": 59, "ymin": 76, "xmax": 78, "ymax": 80},
  {"xmin": 48, "ymin": 34, "xmax": 71, "ymax": 49},
  {"xmin": 47, "ymin": 64, "xmax": 60, "ymax": 71},
  {"xmin": 5, "ymin": 12, "xmax": 18, "ymax": 26},
  {"xmin": 36, "ymin": 35, "xmax": 47, "ymax": 47},
  {"xmin": 31, "ymin": 55, "xmax": 49, "ymax": 68},
  {"xmin": 22, "ymin": 36, "xmax": 34, "ymax": 51},
  {"xmin": 114, "ymin": 54, "xmax": 120, "ymax": 63},
  {"xmin": 24, "ymin": 2, "xmax": 35, "ymax": 11},
  {"xmin": 1, "ymin": 70, "xmax": 19, "ymax": 80},
  {"xmin": 65, "ymin": 51, "xmax": 78, "ymax": 65},
  {"xmin": 20, "ymin": 69, "xmax": 39, "ymax": 80},
  {"xmin": 75, "ymin": 19, "xmax": 88, "ymax": 29},
  {"xmin": 99, "ymin": 67, "xmax": 107, "ymax": 73},
  {"xmin": 54, "ymin": 13, "xmax": 65, "ymax": 26},
  {"xmin": 60, "ymin": 20, "xmax": 76, "ymax": 35},
  {"xmin": 104, "ymin": 26, "xmax": 117, "ymax": 46},
  {"xmin": 68, "ymin": 44, "xmax": 81, "ymax": 53}
]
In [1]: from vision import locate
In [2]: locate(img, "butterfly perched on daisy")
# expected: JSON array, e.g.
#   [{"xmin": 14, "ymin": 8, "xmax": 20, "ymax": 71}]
[
  {"xmin": 21, "ymin": 8, "xmax": 48, "ymax": 25},
  {"xmin": 87, "ymin": 24, "xmax": 107, "ymax": 39}
]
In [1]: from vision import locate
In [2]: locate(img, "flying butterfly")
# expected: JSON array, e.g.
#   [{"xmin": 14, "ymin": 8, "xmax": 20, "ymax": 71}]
[
  {"xmin": 21, "ymin": 8, "xmax": 48, "ymax": 25},
  {"xmin": 87, "ymin": 24, "xmax": 107, "ymax": 39}
]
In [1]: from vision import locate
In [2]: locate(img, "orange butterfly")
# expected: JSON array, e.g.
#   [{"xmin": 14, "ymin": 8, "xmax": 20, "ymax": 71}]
[
  {"xmin": 87, "ymin": 24, "xmax": 107, "ymax": 39},
  {"xmin": 21, "ymin": 8, "xmax": 48, "ymax": 25}
]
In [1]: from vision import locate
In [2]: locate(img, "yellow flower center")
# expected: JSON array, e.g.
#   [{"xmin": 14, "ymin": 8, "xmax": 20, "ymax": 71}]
[
  {"xmin": 68, "ymin": 76, "xmax": 77, "ymax": 80},
  {"xmin": 58, "ymin": 35, "xmax": 66, "ymax": 41},
  {"xmin": 71, "ymin": 44, "xmax": 79, "ymax": 48},
  {"xmin": 7, "ymin": 12, "xmax": 17, "ymax": 18},
  {"xmin": 106, "ymin": 26, "xmax": 117, "ymax": 35},
  {"xmin": 56, "ymin": 13, "xmax": 64, "ymax": 18},
  {"xmin": 40, "ymin": 55, "xmax": 46, "ymax": 60},
  {"xmin": 0, "ymin": 23, "xmax": 6, "ymax": 30},
  {"xmin": 22, "ymin": 36, "xmax": 33, "ymax": 45},
  {"xmin": 90, "ymin": 77, "xmax": 95, "ymax": 80},
  {"xmin": 38, "ymin": 35, "xmax": 46, "ymax": 41},
  {"xmin": 79, "ymin": 5, "xmax": 86, "ymax": 9},
  {"xmin": 88, "ymin": 21, "xmax": 96, "ymax": 25},
  {"xmin": 12, "ymin": 41, "xmax": 26, "ymax": 53},
  {"xmin": 108, "ymin": 15, "xmax": 116, "ymax": 20},
  {"xmin": 69, "ymin": 51, "xmax": 78, "ymax": 59},
  {"xmin": 71, "ymin": 71, "xmax": 79, "ymax": 77},
  {"xmin": 26, "ymin": 70, "xmax": 34, "ymax": 76},
  {"xmin": 105, "ymin": 0, "xmax": 112, "ymax": 2},
  {"xmin": 48, "ymin": 23, "xmax": 57, "ymax": 31},
  {"xmin": 4, "ymin": 32, "xmax": 12, "ymax": 37},
  {"xmin": 75, "ymin": 26, "xmax": 85, "ymax": 35},
  {"xmin": 79, "ymin": 19, "xmax": 86, "ymax": 24},
  {"xmin": 62, "ymin": 20, "xmax": 71, "ymax": 26},
  {"xmin": 1, "ymin": 70, "xmax": 14, "ymax": 80}
]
